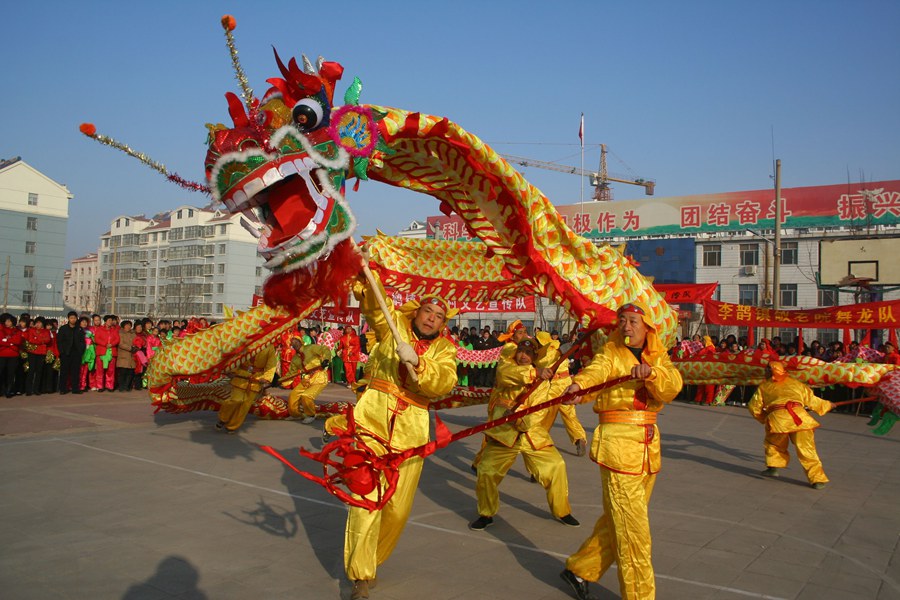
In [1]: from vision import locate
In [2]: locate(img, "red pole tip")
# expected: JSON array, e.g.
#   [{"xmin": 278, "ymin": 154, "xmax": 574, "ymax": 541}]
[
  {"xmin": 221, "ymin": 15, "xmax": 236, "ymax": 31},
  {"xmin": 79, "ymin": 123, "xmax": 97, "ymax": 136}
]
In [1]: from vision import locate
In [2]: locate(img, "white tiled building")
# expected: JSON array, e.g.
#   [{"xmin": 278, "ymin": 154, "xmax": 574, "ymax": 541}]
[
  {"xmin": 0, "ymin": 157, "xmax": 71, "ymax": 315},
  {"xmin": 96, "ymin": 204, "xmax": 266, "ymax": 320},
  {"xmin": 63, "ymin": 253, "xmax": 99, "ymax": 314}
]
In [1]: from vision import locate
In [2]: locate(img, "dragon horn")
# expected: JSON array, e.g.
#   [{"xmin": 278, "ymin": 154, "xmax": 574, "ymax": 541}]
[
  {"xmin": 316, "ymin": 56, "xmax": 325, "ymax": 71},
  {"xmin": 301, "ymin": 54, "xmax": 317, "ymax": 75},
  {"xmin": 78, "ymin": 123, "xmax": 210, "ymax": 194},
  {"xmin": 220, "ymin": 15, "xmax": 254, "ymax": 106}
]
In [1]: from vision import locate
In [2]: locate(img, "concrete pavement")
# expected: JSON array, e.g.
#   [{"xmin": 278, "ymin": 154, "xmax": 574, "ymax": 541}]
[{"xmin": 1, "ymin": 386, "xmax": 898, "ymax": 599}]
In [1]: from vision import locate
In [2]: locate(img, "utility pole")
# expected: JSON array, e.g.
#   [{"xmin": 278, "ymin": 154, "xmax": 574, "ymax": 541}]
[
  {"xmin": 2, "ymin": 256, "xmax": 9, "ymax": 312},
  {"xmin": 110, "ymin": 237, "xmax": 118, "ymax": 314},
  {"xmin": 773, "ymin": 159, "xmax": 782, "ymax": 313}
]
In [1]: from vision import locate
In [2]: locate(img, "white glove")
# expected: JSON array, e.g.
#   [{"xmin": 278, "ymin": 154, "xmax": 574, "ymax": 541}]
[{"xmin": 396, "ymin": 342, "xmax": 419, "ymax": 368}]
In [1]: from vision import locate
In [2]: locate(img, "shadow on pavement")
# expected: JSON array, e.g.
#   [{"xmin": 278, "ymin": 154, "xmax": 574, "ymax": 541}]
[{"xmin": 121, "ymin": 555, "xmax": 208, "ymax": 600}]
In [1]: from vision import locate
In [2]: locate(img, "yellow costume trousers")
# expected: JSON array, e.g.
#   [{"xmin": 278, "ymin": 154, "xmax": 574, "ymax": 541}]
[
  {"xmin": 566, "ymin": 467, "xmax": 657, "ymax": 600},
  {"xmin": 217, "ymin": 387, "xmax": 257, "ymax": 431},
  {"xmin": 550, "ymin": 404, "xmax": 587, "ymax": 444},
  {"xmin": 764, "ymin": 430, "xmax": 828, "ymax": 484},
  {"xmin": 344, "ymin": 454, "xmax": 424, "ymax": 581},
  {"xmin": 287, "ymin": 377, "xmax": 327, "ymax": 418},
  {"xmin": 476, "ymin": 438, "xmax": 571, "ymax": 518},
  {"xmin": 472, "ymin": 404, "xmax": 587, "ymax": 469}
]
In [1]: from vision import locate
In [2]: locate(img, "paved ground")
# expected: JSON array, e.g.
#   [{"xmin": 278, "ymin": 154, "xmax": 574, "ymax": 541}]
[{"xmin": 1, "ymin": 385, "xmax": 898, "ymax": 600}]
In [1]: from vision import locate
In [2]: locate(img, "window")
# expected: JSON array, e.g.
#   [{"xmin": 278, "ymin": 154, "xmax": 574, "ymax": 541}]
[
  {"xmin": 215, "ymin": 303, "xmax": 223, "ymax": 313},
  {"xmin": 188, "ymin": 209, "xmax": 194, "ymax": 217},
  {"xmin": 26, "ymin": 217, "xmax": 37, "ymax": 231},
  {"xmin": 116, "ymin": 218, "xmax": 121, "ymax": 227},
  {"xmin": 103, "ymin": 239, "xmax": 109, "ymax": 248},
  {"xmin": 217, "ymin": 264, "xmax": 225, "ymax": 275},
  {"xmin": 125, "ymin": 218, "xmax": 130, "ymax": 226},
  {"xmin": 255, "ymin": 266, "xmax": 262, "ymax": 277},
  {"xmin": 219, "ymin": 224, "xmax": 227, "ymax": 234},
  {"xmin": 739, "ymin": 244, "xmax": 759, "ymax": 266},
  {"xmin": 780, "ymin": 283, "xmax": 798, "ymax": 307},
  {"xmin": 151, "ymin": 232, "xmax": 158, "ymax": 242},
  {"xmin": 216, "ymin": 283, "xmax": 225, "ymax": 293},
  {"xmin": 28, "ymin": 193, "xmax": 38, "ymax": 206},
  {"xmin": 23, "ymin": 265, "xmax": 34, "ymax": 278},
  {"xmin": 781, "ymin": 241, "xmax": 798, "ymax": 266},
  {"xmin": 177, "ymin": 209, "xmax": 183, "ymax": 219},
  {"xmin": 818, "ymin": 289, "xmax": 838, "ymax": 307},
  {"xmin": 22, "ymin": 290, "xmax": 33, "ymax": 304},
  {"xmin": 738, "ymin": 284, "xmax": 758, "ymax": 306},
  {"xmin": 702, "ymin": 244, "xmax": 721, "ymax": 267},
  {"xmin": 218, "ymin": 243, "xmax": 226, "ymax": 255},
  {"xmin": 25, "ymin": 241, "xmax": 36, "ymax": 254}
]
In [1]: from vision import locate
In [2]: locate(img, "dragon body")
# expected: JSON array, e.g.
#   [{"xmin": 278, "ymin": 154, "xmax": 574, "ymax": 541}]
[{"xmin": 85, "ymin": 17, "xmax": 896, "ymax": 433}]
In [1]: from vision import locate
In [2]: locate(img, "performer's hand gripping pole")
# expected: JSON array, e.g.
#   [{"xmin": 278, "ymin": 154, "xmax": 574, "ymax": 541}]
[{"xmin": 354, "ymin": 240, "xmax": 419, "ymax": 383}]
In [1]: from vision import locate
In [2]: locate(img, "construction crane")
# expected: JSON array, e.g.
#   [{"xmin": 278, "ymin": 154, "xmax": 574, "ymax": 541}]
[{"xmin": 500, "ymin": 144, "xmax": 655, "ymax": 200}]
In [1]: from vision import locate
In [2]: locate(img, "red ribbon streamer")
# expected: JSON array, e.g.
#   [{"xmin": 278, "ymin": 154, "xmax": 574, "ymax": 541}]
[{"xmin": 261, "ymin": 374, "xmax": 633, "ymax": 510}]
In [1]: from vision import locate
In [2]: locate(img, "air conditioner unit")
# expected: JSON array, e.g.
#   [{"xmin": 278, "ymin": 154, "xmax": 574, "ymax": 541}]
[{"xmin": 742, "ymin": 265, "xmax": 757, "ymax": 276}]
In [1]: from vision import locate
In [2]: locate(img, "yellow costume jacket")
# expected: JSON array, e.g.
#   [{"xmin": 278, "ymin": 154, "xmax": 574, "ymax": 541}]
[
  {"xmin": 230, "ymin": 346, "xmax": 278, "ymax": 394},
  {"xmin": 284, "ymin": 343, "xmax": 331, "ymax": 388},
  {"xmin": 352, "ymin": 278, "xmax": 458, "ymax": 451},
  {"xmin": 748, "ymin": 378, "xmax": 832, "ymax": 433},
  {"xmin": 485, "ymin": 358, "xmax": 555, "ymax": 451},
  {"xmin": 572, "ymin": 331, "xmax": 682, "ymax": 475}
]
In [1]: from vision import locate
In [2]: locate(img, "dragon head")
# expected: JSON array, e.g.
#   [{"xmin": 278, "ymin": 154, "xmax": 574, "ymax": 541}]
[{"xmin": 203, "ymin": 17, "xmax": 388, "ymax": 275}]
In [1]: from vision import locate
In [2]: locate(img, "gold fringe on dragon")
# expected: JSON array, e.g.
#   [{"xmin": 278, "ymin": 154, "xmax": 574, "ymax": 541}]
[{"xmin": 80, "ymin": 15, "xmax": 899, "ymax": 434}]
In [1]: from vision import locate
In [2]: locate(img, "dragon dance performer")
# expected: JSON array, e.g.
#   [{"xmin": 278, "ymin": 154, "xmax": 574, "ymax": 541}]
[
  {"xmin": 329, "ymin": 271, "xmax": 458, "ymax": 600},
  {"xmin": 283, "ymin": 336, "xmax": 331, "ymax": 424},
  {"xmin": 469, "ymin": 337, "xmax": 580, "ymax": 531},
  {"xmin": 471, "ymin": 320, "xmax": 529, "ymax": 472},
  {"xmin": 534, "ymin": 330, "xmax": 588, "ymax": 457},
  {"xmin": 560, "ymin": 301, "xmax": 683, "ymax": 600},
  {"xmin": 215, "ymin": 345, "xmax": 278, "ymax": 434},
  {"xmin": 748, "ymin": 361, "xmax": 834, "ymax": 489}
]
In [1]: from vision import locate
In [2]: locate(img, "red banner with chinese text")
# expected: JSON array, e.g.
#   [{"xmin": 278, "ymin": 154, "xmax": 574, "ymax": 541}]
[
  {"xmin": 655, "ymin": 283, "xmax": 718, "ymax": 304},
  {"xmin": 307, "ymin": 306, "xmax": 361, "ymax": 326},
  {"xmin": 385, "ymin": 288, "xmax": 536, "ymax": 314},
  {"xmin": 701, "ymin": 299, "xmax": 900, "ymax": 329}
]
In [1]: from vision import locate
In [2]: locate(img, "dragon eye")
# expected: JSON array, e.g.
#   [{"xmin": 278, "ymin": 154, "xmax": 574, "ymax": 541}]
[{"xmin": 291, "ymin": 99, "xmax": 324, "ymax": 133}]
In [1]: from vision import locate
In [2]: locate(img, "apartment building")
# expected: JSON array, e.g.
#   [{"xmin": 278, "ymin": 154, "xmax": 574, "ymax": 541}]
[
  {"xmin": 97, "ymin": 204, "xmax": 266, "ymax": 320},
  {"xmin": 63, "ymin": 253, "xmax": 99, "ymax": 314},
  {"xmin": 0, "ymin": 157, "xmax": 71, "ymax": 314}
]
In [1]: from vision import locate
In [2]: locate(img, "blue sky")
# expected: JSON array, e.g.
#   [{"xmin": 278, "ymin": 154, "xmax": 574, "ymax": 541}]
[{"xmin": 4, "ymin": 1, "xmax": 898, "ymax": 263}]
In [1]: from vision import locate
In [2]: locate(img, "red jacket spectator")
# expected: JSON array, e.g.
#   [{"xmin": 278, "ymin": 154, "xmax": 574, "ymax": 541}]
[
  {"xmin": 94, "ymin": 324, "xmax": 121, "ymax": 358},
  {"xmin": 338, "ymin": 328, "xmax": 361, "ymax": 362},
  {"xmin": 0, "ymin": 323, "xmax": 23, "ymax": 357},
  {"xmin": 23, "ymin": 326, "xmax": 52, "ymax": 355}
]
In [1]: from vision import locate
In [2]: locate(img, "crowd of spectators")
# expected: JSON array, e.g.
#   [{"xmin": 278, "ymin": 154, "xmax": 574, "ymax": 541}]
[
  {"xmin": 0, "ymin": 311, "xmax": 213, "ymax": 397},
  {"xmin": 3, "ymin": 310, "xmax": 896, "ymax": 418}
]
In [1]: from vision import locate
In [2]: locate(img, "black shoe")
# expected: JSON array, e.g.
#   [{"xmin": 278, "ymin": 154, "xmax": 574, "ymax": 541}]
[
  {"xmin": 60, "ymin": 391, "xmax": 69, "ymax": 395},
  {"xmin": 560, "ymin": 569, "xmax": 591, "ymax": 600},
  {"xmin": 760, "ymin": 467, "xmax": 779, "ymax": 477},
  {"xmin": 470, "ymin": 464, "xmax": 477, "ymax": 475},
  {"xmin": 558, "ymin": 514, "xmax": 580, "ymax": 527},
  {"xmin": 468, "ymin": 515, "xmax": 494, "ymax": 531},
  {"xmin": 215, "ymin": 421, "xmax": 226, "ymax": 431}
]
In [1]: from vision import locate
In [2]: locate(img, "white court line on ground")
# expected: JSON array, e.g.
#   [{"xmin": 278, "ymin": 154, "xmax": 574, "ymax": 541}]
[
  {"xmin": 49, "ymin": 437, "xmax": 792, "ymax": 599},
  {"xmin": 656, "ymin": 508, "xmax": 900, "ymax": 594}
]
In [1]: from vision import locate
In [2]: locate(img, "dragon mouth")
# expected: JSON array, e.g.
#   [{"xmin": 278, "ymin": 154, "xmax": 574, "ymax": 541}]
[{"xmin": 221, "ymin": 155, "xmax": 335, "ymax": 270}]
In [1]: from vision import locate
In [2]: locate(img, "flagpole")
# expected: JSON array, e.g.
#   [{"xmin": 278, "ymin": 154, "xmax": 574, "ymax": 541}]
[{"xmin": 579, "ymin": 113, "xmax": 585, "ymax": 212}]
